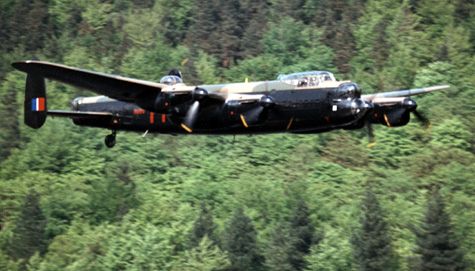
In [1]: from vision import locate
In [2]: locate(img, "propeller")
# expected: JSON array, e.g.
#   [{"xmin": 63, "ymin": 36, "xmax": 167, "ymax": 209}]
[
  {"xmin": 364, "ymin": 109, "xmax": 430, "ymax": 147},
  {"xmin": 365, "ymin": 120, "xmax": 376, "ymax": 147},
  {"xmin": 239, "ymin": 95, "xmax": 274, "ymax": 128},
  {"xmin": 402, "ymin": 97, "xmax": 430, "ymax": 128},
  {"xmin": 412, "ymin": 109, "xmax": 430, "ymax": 128},
  {"xmin": 240, "ymin": 106, "xmax": 264, "ymax": 127},
  {"xmin": 181, "ymin": 88, "xmax": 208, "ymax": 132}
]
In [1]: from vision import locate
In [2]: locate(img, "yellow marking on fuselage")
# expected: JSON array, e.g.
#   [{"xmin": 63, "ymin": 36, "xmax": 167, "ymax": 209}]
[{"xmin": 240, "ymin": 114, "xmax": 249, "ymax": 128}]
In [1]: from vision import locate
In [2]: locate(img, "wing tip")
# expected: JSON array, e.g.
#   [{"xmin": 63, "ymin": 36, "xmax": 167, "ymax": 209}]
[
  {"xmin": 11, "ymin": 61, "xmax": 26, "ymax": 71},
  {"xmin": 425, "ymin": 85, "xmax": 450, "ymax": 91},
  {"xmin": 11, "ymin": 60, "xmax": 42, "ymax": 72}
]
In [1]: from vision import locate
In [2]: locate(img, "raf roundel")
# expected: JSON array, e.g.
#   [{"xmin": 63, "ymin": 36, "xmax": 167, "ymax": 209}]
[{"xmin": 31, "ymin": 97, "xmax": 45, "ymax": 112}]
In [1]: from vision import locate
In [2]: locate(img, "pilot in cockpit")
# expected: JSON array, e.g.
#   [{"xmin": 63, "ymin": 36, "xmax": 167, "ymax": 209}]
[{"xmin": 298, "ymin": 77, "xmax": 308, "ymax": 87}]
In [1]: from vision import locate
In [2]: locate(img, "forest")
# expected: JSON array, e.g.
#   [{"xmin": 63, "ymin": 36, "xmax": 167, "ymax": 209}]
[{"xmin": 0, "ymin": 0, "xmax": 474, "ymax": 270}]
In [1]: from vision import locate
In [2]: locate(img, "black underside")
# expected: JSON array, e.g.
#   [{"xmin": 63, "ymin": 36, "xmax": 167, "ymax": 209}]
[{"xmin": 70, "ymin": 88, "xmax": 366, "ymax": 135}]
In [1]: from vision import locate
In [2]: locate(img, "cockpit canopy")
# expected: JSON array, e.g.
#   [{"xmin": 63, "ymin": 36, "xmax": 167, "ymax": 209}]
[
  {"xmin": 160, "ymin": 75, "xmax": 183, "ymax": 85},
  {"xmin": 277, "ymin": 71, "xmax": 336, "ymax": 87}
]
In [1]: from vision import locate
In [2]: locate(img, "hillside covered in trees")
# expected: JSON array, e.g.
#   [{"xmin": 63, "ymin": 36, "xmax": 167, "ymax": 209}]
[{"xmin": 0, "ymin": 0, "xmax": 474, "ymax": 270}]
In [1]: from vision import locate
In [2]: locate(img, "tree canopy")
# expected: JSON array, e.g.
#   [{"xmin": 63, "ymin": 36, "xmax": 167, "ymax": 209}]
[{"xmin": 0, "ymin": 0, "xmax": 474, "ymax": 270}]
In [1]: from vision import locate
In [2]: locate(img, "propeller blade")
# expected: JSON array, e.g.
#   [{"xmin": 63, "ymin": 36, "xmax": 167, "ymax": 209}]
[
  {"xmin": 413, "ymin": 110, "xmax": 430, "ymax": 128},
  {"xmin": 246, "ymin": 106, "xmax": 264, "ymax": 123},
  {"xmin": 181, "ymin": 100, "xmax": 200, "ymax": 132},
  {"xmin": 240, "ymin": 106, "xmax": 264, "ymax": 128}
]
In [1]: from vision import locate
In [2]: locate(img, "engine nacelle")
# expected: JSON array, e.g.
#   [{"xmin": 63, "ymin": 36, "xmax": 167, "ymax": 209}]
[
  {"xmin": 259, "ymin": 95, "xmax": 274, "ymax": 108},
  {"xmin": 371, "ymin": 108, "xmax": 410, "ymax": 127},
  {"xmin": 192, "ymin": 87, "xmax": 208, "ymax": 100},
  {"xmin": 153, "ymin": 93, "xmax": 174, "ymax": 114}
]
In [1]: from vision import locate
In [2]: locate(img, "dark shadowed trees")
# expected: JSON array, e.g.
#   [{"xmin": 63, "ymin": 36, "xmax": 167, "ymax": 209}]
[
  {"xmin": 416, "ymin": 189, "xmax": 466, "ymax": 271},
  {"xmin": 223, "ymin": 207, "xmax": 263, "ymax": 271},
  {"xmin": 0, "ymin": 78, "xmax": 20, "ymax": 161},
  {"xmin": 8, "ymin": 191, "xmax": 47, "ymax": 261},
  {"xmin": 289, "ymin": 199, "xmax": 316, "ymax": 270},
  {"xmin": 352, "ymin": 189, "xmax": 398, "ymax": 271},
  {"xmin": 189, "ymin": 202, "xmax": 219, "ymax": 248}
]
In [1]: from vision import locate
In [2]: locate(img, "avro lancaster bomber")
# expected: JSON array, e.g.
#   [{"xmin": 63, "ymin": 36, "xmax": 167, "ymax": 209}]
[{"xmin": 12, "ymin": 60, "xmax": 449, "ymax": 148}]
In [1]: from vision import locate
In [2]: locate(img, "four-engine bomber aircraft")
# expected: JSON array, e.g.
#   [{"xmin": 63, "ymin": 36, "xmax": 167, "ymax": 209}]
[{"xmin": 12, "ymin": 60, "xmax": 449, "ymax": 148}]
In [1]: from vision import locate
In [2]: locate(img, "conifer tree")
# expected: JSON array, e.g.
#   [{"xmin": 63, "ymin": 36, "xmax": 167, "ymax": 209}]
[
  {"xmin": 189, "ymin": 202, "xmax": 219, "ymax": 248},
  {"xmin": 185, "ymin": 1, "xmax": 219, "ymax": 54},
  {"xmin": 352, "ymin": 189, "xmax": 398, "ymax": 271},
  {"xmin": 8, "ymin": 191, "xmax": 47, "ymax": 261},
  {"xmin": 223, "ymin": 207, "xmax": 263, "ymax": 271},
  {"xmin": 89, "ymin": 161, "xmax": 139, "ymax": 223},
  {"xmin": 310, "ymin": 0, "xmax": 364, "ymax": 74},
  {"xmin": 264, "ymin": 222, "xmax": 293, "ymax": 271},
  {"xmin": 240, "ymin": 0, "xmax": 269, "ymax": 57},
  {"xmin": 214, "ymin": 0, "xmax": 245, "ymax": 67},
  {"xmin": 416, "ymin": 189, "xmax": 466, "ymax": 271},
  {"xmin": 289, "ymin": 199, "xmax": 316, "ymax": 271}
]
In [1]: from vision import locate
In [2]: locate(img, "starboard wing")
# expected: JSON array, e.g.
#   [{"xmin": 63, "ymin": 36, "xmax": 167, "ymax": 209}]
[{"xmin": 362, "ymin": 85, "xmax": 450, "ymax": 103}]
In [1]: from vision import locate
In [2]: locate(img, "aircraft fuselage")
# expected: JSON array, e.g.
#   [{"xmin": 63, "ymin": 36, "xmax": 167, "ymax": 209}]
[{"xmin": 72, "ymin": 87, "xmax": 367, "ymax": 135}]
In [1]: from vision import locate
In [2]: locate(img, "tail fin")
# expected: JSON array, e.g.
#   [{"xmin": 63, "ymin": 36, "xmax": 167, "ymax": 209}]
[{"xmin": 24, "ymin": 74, "xmax": 47, "ymax": 128}]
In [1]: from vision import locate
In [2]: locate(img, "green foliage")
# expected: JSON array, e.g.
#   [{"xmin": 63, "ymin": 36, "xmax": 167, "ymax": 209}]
[
  {"xmin": 35, "ymin": 221, "xmax": 110, "ymax": 271},
  {"xmin": 352, "ymin": 189, "xmax": 399, "ymax": 271},
  {"xmin": 189, "ymin": 203, "xmax": 219, "ymax": 248},
  {"xmin": 265, "ymin": 223, "xmax": 294, "ymax": 271},
  {"xmin": 0, "ymin": 0, "xmax": 474, "ymax": 270},
  {"xmin": 0, "ymin": 251, "xmax": 19, "ymax": 271},
  {"xmin": 194, "ymin": 51, "xmax": 219, "ymax": 84},
  {"xmin": 89, "ymin": 159, "xmax": 139, "ymax": 223},
  {"xmin": 262, "ymin": 17, "xmax": 334, "ymax": 71},
  {"xmin": 306, "ymin": 228, "xmax": 354, "ymax": 271},
  {"xmin": 289, "ymin": 200, "xmax": 317, "ymax": 271},
  {"xmin": 224, "ymin": 54, "xmax": 283, "ymax": 82},
  {"xmin": 0, "ymin": 73, "xmax": 21, "ymax": 161},
  {"xmin": 415, "ymin": 189, "xmax": 466, "ymax": 271},
  {"xmin": 430, "ymin": 118, "xmax": 471, "ymax": 151},
  {"xmin": 223, "ymin": 208, "xmax": 263, "ymax": 271},
  {"xmin": 98, "ymin": 221, "xmax": 177, "ymax": 270},
  {"xmin": 173, "ymin": 236, "xmax": 230, "ymax": 271},
  {"xmin": 8, "ymin": 191, "xmax": 47, "ymax": 261}
]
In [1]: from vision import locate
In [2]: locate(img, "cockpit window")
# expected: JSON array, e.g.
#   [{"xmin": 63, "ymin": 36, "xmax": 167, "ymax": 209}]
[
  {"xmin": 160, "ymin": 75, "xmax": 183, "ymax": 85},
  {"xmin": 277, "ymin": 71, "xmax": 336, "ymax": 87}
]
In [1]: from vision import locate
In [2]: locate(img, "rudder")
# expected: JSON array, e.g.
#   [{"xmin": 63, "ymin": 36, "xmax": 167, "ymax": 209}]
[{"xmin": 24, "ymin": 74, "xmax": 47, "ymax": 128}]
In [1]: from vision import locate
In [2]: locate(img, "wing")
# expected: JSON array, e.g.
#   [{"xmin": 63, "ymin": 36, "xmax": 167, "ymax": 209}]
[
  {"xmin": 362, "ymin": 85, "xmax": 450, "ymax": 104},
  {"xmin": 12, "ymin": 60, "xmax": 168, "ymax": 103}
]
